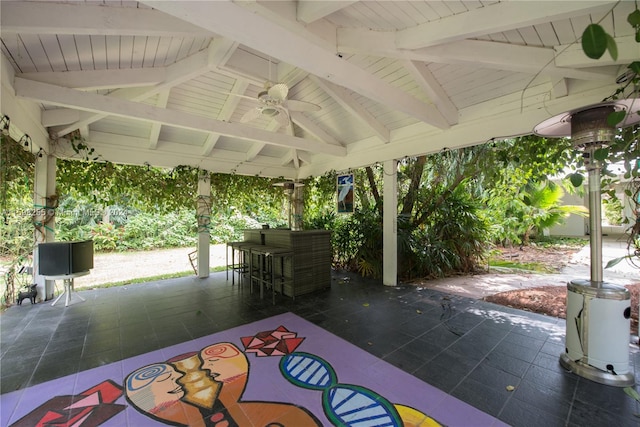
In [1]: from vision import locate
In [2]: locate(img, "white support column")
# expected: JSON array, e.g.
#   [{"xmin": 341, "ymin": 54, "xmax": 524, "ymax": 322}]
[
  {"xmin": 33, "ymin": 154, "xmax": 56, "ymax": 301},
  {"xmin": 383, "ymin": 159, "xmax": 398, "ymax": 286},
  {"xmin": 196, "ymin": 170, "xmax": 211, "ymax": 278}
]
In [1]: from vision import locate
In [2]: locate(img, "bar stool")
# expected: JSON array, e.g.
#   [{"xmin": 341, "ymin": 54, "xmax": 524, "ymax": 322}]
[
  {"xmin": 269, "ymin": 247, "xmax": 294, "ymax": 303},
  {"xmin": 227, "ymin": 241, "xmax": 253, "ymax": 286},
  {"xmin": 249, "ymin": 245, "xmax": 293, "ymax": 304}
]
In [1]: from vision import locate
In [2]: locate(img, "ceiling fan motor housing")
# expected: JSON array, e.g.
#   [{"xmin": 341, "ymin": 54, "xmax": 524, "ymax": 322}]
[{"xmin": 257, "ymin": 90, "xmax": 277, "ymax": 105}]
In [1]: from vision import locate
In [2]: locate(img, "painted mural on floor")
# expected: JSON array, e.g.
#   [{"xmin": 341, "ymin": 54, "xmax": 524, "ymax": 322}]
[{"xmin": 1, "ymin": 312, "xmax": 507, "ymax": 426}]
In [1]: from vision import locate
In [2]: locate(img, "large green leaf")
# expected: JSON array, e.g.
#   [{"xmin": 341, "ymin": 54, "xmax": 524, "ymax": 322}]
[
  {"xmin": 606, "ymin": 256, "xmax": 628, "ymax": 269},
  {"xmin": 593, "ymin": 147, "xmax": 609, "ymax": 161},
  {"xmin": 605, "ymin": 33, "xmax": 618, "ymax": 61},
  {"xmin": 608, "ymin": 111, "xmax": 627, "ymax": 127},
  {"xmin": 569, "ymin": 172, "xmax": 584, "ymax": 188},
  {"xmin": 627, "ymin": 8, "xmax": 640, "ymax": 27},
  {"xmin": 581, "ymin": 24, "xmax": 608, "ymax": 59}
]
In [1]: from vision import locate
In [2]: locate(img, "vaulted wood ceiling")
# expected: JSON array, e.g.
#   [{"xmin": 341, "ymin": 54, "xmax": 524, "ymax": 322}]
[{"xmin": 1, "ymin": 1, "xmax": 635, "ymax": 179}]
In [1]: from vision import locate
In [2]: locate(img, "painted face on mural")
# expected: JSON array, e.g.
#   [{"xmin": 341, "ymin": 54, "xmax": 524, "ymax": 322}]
[
  {"xmin": 199, "ymin": 342, "xmax": 248, "ymax": 383},
  {"xmin": 125, "ymin": 363, "xmax": 184, "ymax": 413}
]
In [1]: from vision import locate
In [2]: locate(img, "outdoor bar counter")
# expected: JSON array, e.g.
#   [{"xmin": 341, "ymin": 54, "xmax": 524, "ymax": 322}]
[{"xmin": 243, "ymin": 229, "xmax": 332, "ymax": 298}]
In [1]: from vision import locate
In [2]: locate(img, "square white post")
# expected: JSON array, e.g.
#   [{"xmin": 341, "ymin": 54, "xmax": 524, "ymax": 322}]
[
  {"xmin": 197, "ymin": 170, "xmax": 211, "ymax": 278},
  {"xmin": 383, "ymin": 159, "xmax": 397, "ymax": 286},
  {"xmin": 33, "ymin": 154, "xmax": 56, "ymax": 300}
]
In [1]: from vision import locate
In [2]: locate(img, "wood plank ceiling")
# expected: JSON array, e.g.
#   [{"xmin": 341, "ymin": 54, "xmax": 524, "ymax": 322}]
[{"xmin": 1, "ymin": 1, "xmax": 636, "ymax": 179}]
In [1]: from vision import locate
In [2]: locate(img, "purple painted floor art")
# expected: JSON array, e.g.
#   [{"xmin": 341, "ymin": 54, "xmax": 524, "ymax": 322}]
[{"xmin": 1, "ymin": 312, "xmax": 508, "ymax": 426}]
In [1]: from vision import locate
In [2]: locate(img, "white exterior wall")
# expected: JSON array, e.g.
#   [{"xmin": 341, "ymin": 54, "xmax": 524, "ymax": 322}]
[{"xmin": 549, "ymin": 191, "xmax": 587, "ymax": 237}]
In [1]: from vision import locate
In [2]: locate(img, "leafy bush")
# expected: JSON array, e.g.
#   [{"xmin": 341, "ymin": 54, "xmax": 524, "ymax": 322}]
[
  {"xmin": 90, "ymin": 222, "xmax": 122, "ymax": 251},
  {"xmin": 327, "ymin": 207, "xmax": 382, "ymax": 277},
  {"xmin": 400, "ymin": 184, "xmax": 489, "ymax": 279},
  {"xmin": 603, "ymin": 196, "xmax": 624, "ymax": 226},
  {"xmin": 208, "ymin": 207, "xmax": 265, "ymax": 244},
  {"xmin": 119, "ymin": 209, "xmax": 197, "ymax": 250}
]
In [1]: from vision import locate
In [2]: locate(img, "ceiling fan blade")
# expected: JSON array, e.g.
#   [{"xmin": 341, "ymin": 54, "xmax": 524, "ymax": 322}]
[
  {"xmin": 210, "ymin": 88, "xmax": 257, "ymax": 102},
  {"xmin": 273, "ymin": 107, "xmax": 290, "ymax": 127},
  {"xmin": 240, "ymin": 107, "xmax": 262, "ymax": 123},
  {"xmin": 268, "ymin": 83, "xmax": 289, "ymax": 102},
  {"xmin": 286, "ymin": 99, "xmax": 321, "ymax": 112}
]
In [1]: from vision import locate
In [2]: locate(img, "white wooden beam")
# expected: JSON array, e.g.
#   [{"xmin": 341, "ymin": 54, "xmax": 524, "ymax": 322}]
[
  {"xmin": 310, "ymin": 75, "xmax": 390, "ymax": 143},
  {"xmin": 142, "ymin": 0, "xmax": 450, "ymax": 129},
  {"xmin": 198, "ymin": 50, "xmax": 244, "ymax": 157},
  {"xmin": 404, "ymin": 61, "xmax": 458, "ymax": 126},
  {"xmin": 62, "ymin": 132, "xmax": 297, "ymax": 178},
  {"xmin": 246, "ymin": 143, "xmax": 267, "ymax": 162},
  {"xmin": 1, "ymin": 53, "xmax": 49, "ymax": 150},
  {"xmin": 148, "ymin": 90, "xmax": 170, "ymax": 149},
  {"xmin": 78, "ymin": 125, "xmax": 90, "ymax": 140},
  {"xmin": 0, "ymin": 1, "xmax": 211, "ymax": 37},
  {"xmin": 246, "ymin": 120, "xmax": 279, "ymax": 161},
  {"xmin": 283, "ymin": 118, "xmax": 300, "ymax": 169},
  {"xmin": 15, "ymin": 78, "xmax": 346, "ymax": 156},
  {"xmin": 296, "ymin": 0, "xmax": 358, "ymax": 24},
  {"xmin": 18, "ymin": 68, "xmax": 166, "ymax": 90},
  {"xmin": 41, "ymin": 109, "xmax": 80, "ymax": 127},
  {"xmin": 555, "ymin": 36, "xmax": 640, "ymax": 68},
  {"xmin": 290, "ymin": 111, "xmax": 342, "ymax": 146},
  {"xmin": 396, "ymin": 1, "xmax": 615, "ymax": 49},
  {"xmin": 291, "ymin": 149, "xmax": 300, "ymax": 169},
  {"xmin": 552, "ymin": 78, "xmax": 569, "ymax": 99},
  {"xmin": 201, "ymin": 134, "xmax": 220, "ymax": 157},
  {"xmin": 53, "ymin": 38, "xmax": 237, "ymax": 137},
  {"xmin": 415, "ymin": 40, "xmax": 613, "ymax": 81},
  {"xmin": 297, "ymin": 151, "xmax": 311, "ymax": 165},
  {"xmin": 218, "ymin": 80, "xmax": 249, "ymax": 121},
  {"xmin": 337, "ymin": 32, "xmax": 614, "ymax": 81}
]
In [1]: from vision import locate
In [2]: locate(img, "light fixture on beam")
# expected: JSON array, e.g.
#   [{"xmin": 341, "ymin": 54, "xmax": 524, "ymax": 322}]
[
  {"xmin": 534, "ymin": 98, "xmax": 640, "ymax": 388},
  {"xmin": 19, "ymin": 134, "xmax": 31, "ymax": 147},
  {"xmin": 0, "ymin": 115, "xmax": 10, "ymax": 135}
]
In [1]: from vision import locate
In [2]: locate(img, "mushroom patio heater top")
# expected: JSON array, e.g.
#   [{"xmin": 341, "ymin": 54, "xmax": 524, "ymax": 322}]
[
  {"xmin": 534, "ymin": 98, "xmax": 639, "ymax": 387},
  {"xmin": 273, "ymin": 181, "xmax": 304, "ymax": 230}
]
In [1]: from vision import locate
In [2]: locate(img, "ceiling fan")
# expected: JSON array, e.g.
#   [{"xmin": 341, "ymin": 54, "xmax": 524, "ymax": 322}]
[{"xmin": 217, "ymin": 81, "xmax": 321, "ymax": 128}]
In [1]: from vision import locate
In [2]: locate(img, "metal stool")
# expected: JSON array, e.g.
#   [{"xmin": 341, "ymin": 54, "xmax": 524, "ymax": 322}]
[
  {"xmin": 249, "ymin": 245, "xmax": 293, "ymax": 304},
  {"xmin": 227, "ymin": 241, "xmax": 254, "ymax": 286}
]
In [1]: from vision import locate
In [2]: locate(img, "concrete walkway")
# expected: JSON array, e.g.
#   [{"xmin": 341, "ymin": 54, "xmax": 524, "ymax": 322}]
[{"xmin": 419, "ymin": 236, "xmax": 639, "ymax": 299}]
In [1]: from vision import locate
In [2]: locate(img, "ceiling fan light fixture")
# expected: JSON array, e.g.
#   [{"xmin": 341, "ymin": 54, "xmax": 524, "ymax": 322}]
[{"xmin": 261, "ymin": 107, "xmax": 280, "ymax": 117}]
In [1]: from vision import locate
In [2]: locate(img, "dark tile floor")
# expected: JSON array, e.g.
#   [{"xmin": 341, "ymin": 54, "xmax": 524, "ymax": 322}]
[{"xmin": 1, "ymin": 269, "xmax": 639, "ymax": 426}]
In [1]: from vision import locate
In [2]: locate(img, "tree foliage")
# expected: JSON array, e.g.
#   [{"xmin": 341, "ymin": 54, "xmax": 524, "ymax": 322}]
[
  {"xmin": 1, "ymin": 136, "xmax": 36, "ymax": 305},
  {"xmin": 305, "ymin": 135, "xmax": 594, "ymax": 279}
]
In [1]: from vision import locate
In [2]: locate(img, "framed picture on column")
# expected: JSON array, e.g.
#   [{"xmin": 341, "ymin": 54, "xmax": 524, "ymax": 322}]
[{"xmin": 337, "ymin": 173, "xmax": 354, "ymax": 214}]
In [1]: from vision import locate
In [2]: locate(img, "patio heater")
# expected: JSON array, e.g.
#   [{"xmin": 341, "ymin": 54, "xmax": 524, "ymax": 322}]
[
  {"xmin": 534, "ymin": 98, "xmax": 639, "ymax": 387},
  {"xmin": 274, "ymin": 181, "xmax": 304, "ymax": 230}
]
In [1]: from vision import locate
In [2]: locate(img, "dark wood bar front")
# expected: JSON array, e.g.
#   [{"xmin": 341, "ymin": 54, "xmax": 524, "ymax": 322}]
[{"xmin": 243, "ymin": 229, "xmax": 332, "ymax": 298}]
